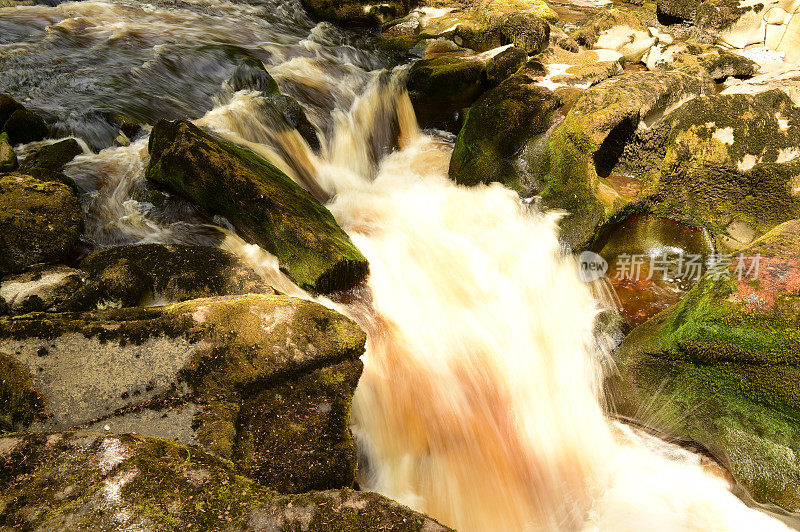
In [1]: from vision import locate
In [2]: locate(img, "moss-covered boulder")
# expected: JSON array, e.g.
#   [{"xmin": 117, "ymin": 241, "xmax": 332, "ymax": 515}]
[
  {"xmin": 650, "ymin": 90, "xmax": 800, "ymax": 250},
  {"xmin": 657, "ymin": 0, "xmax": 699, "ymax": 20},
  {"xmin": 0, "ymin": 173, "xmax": 83, "ymax": 274},
  {"xmin": 0, "ymin": 353, "xmax": 46, "ymax": 432},
  {"xmin": 0, "ymin": 265, "xmax": 83, "ymax": 315},
  {"xmin": 406, "ymin": 56, "xmax": 488, "ymax": 132},
  {"xmin": 541, "ymin": 68, "xmax": 713, "ymax": 249},
  {"xmin": 484, "ymin": 46, "xmax": 528, "ymax": 87},
  {"xmin": 300, "ymin": 0, "xmax": 413, "ymax": 26},
  {"xmin": 0, "ymin": 94, "xmax": 24, "ymax": 128},
  {"xmin": 145, "ymin": 119, "xmax": 367, "ymax": 294},
  {"xmin": 381, "ymin": 0, "xmax": 556, "ymax": 54},
  {"xmin": 570, "ymin": 8, "xmax": 656, "ymax": 61},
  {"xmin": 0, "ymin": 132, "xmax": 15, "ymax": 172},
  {"xmin": 0, "ymin": 294, "xmax": 365, "ymax": 492},
  {"xmin": 0, "ymin": 431, "xmax": 451, "ymax": 530},
  {"xmin": 20, "ymin": 138, "xmax": 83, "ymax": 172},
  {"xmin": 62, "ymin": 243, "xmax": 273, "ymax": 311},
  {"xmin": 449, "ymin": 67, "xmax": 560, "ymax": 192},
  {"xmin": 644, "ymin": 41, "xmax": 758, "ymax": 80},
  {"xmin": 611, "ymin": 219, "xmax": 800, "ymax": 512}
]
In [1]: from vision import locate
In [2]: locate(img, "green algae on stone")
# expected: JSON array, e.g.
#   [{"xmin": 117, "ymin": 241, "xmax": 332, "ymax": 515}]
[
  {"xmin": 0, "ymin": 353, "xmax": 46, "ymax": 432},
  {"xmin": 145, "ymin": 119, "xmax": 368, "ymax": 294},
  {"xmin": 63, "ymin": 243, "xmax": 273, "ymax": 311},
  {"xmin": 0, "ymin": 133, "xmax": 16, "ymax": 171},
  {"xmin": 539, "ymin": 68, "xmax": 714, "ymax": 249},
  {"xmin": 449, "ymin": 67, "xmax": 560, "ymax": 193},
  {"xmin": 653, "ymin": 90, "xmax": 800, "ymax": 250},
  {"xmin": 0, "ymin": 173, "xmax": 83, "ymax": 274}
]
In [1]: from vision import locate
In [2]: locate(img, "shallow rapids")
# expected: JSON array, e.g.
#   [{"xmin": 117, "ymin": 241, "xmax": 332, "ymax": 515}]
[{"xmin": 1, "ymin": 0, "xmax": 794, "ymax": 529}]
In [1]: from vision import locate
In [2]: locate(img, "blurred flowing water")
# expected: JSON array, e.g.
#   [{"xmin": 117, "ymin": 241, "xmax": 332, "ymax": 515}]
[{"xmin": 0, "ymin": 1, "xmax": 794, "ymax": 530}]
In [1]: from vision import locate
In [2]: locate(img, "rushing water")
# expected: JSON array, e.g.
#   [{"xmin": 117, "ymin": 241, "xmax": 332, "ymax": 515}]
[{"xmin": 1, "ymin": 0, "xmax": 795, "ymax": 530}]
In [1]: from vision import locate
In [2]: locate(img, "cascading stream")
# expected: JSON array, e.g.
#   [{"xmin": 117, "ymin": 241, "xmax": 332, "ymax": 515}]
[{"xmin": 1, "ymin": 0, "xmax": 794, "ymax": 529}]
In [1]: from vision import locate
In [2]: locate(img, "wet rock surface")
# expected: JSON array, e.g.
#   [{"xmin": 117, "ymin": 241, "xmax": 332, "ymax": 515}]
[
  {"xmin": 0, "ymin": 431, "xmax": 453, "ymax": 531},
  {"xmin": 611, "ymin": 219, "xmax": 800, "ymax": 513},
  {"xmin": 0, "ymin": 294, "xmax": 365, "ymax": 492}
]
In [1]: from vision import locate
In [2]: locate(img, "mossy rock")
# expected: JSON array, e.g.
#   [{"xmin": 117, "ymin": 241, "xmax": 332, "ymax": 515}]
[
  {"xmin": 0, "ymin": 294, "xmax": 365, "ymax": 492},
  {"xmin": 540, "ymin": 68, "xmax": 714, "ymax": 249},
  {"xmin": 0, "ymin": 431, "xmax": 452, "ymax": 530},
  {"xmin": 484, "ymin": 46, "xmax": 528, "ymax": 87},
  {"xmin": 381, "ymin": 0, "xmax": 556, "ymax": 54},
  {"xmin": 611, "ymin": 221, "xmax": 800, "ymax": 512},
  {"xmin": 2, "ymin": 109, "xmax": 48, "ymax": 146},
  {"xmin": 233, "ymin": 359, "xmax": 361, "ymax": 493},
  {"xmin": 449, "ymin": 66, "xmax": 560, "ymax": 193},
  {"xmin": 0, "ymin": 133, "xmax": 16, "ymax": 172},
  {"xmin": 0, "ymin": 353, "xmax": 46, "ymax": 432},
  {"xmin": 657, "ymin": 0, "xmax": 700, "ymax": 20},
  {"xmin": 407, "ymin": 56, "xmax": 488, "ymax": 132},
  {"xmin": 21, "ymin": 138, "xmax": 83, "ymax": 172},
  {"xmin": 651, "ymin": 90, "xmax": 800, "ymax": 250},
  {"xmin": 62, "ymin": 243, "xmax": 273, "ymax": 311},
  {"xmin": 0, "ymin": 265, "xmax": 83, "ymax": 315},
  {"xmin": 145, "ymin": 119, "xmax": 368, "ymax": 294},
  {"xmin": 300, "ymin": 0, "xmax": 413, "ymax": 26},
  {"xmin": 569, "ymin": 8, "xmax": 655, "ymax": 61},
  {"xmin": 645, "ymin": 41, "xmax": 758, "ymax": 80},
  {"xmin": 0, "ymin": 173, "xmax": 83, "ymax": 274}
]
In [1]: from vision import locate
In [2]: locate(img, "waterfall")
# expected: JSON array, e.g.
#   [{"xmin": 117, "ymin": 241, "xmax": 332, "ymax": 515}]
[{"xmin": 5, "ymin": 0, "xmax": 790, "ymax": 527}]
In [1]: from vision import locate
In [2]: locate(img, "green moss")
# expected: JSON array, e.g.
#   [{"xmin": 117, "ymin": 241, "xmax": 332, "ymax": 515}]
[
  {"xmin": 24, "ymin": 138, "xmax": 82, "ymax": 172},
  {"xmin": 0, "ymin": 353, "xmax": 46, "ymax": 432},
  {"xmin": 145, "ymin": 119, "xmax": 368, "ymax": 294},
  {"xmin": 0, "ymin": 174, "xmax": 83, "ymax": 274},
  {"xmin": 449, "ymin": 69, "xmax": 560, "ymax": 192},
  {"xmin": 0, "ymin": 133, "xmax": 15, "ymax": 171},
  {"xmin": 613, "ymin": 272, "xmax": 800, "ymax": 511}
]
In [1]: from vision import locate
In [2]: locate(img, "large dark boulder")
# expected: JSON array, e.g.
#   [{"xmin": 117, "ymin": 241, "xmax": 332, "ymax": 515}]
[
  {"xmin": 2, "ymin": 109, "xmax": 48, "ymax": 145},
  {"xmin": 407, "ymin": 56, "xmax": 488, "ymax": 132},
  {"xmin": 145, "ymin": 119, "xmax": 368, "ymax": 294},
  {"xmin": 300, "ymin": 0, "xmax": 414, "ymax": 26},
  {"xmin": 0, "ymin": 173, "xmax": 83, "ymax": 274}
]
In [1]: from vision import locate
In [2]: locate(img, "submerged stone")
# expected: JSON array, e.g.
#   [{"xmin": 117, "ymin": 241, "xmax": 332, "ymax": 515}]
[
  {"xmin": 145, "ymin": 119, "xmax": 368, "ymax": 294},
  {"xmin": 0, "ymin": 294, "xmax": 365, "ymax": 492},
  {"xmin": 0, "ymin": 431, "xmax": 452, "ymax": 530},
  {"xmin": 0, "ymin": 173, "xmax": 83, "ymax": 274},
  {"xmin": 21, "ymin": 138, "xmax": 83, "ymax": 171}
]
